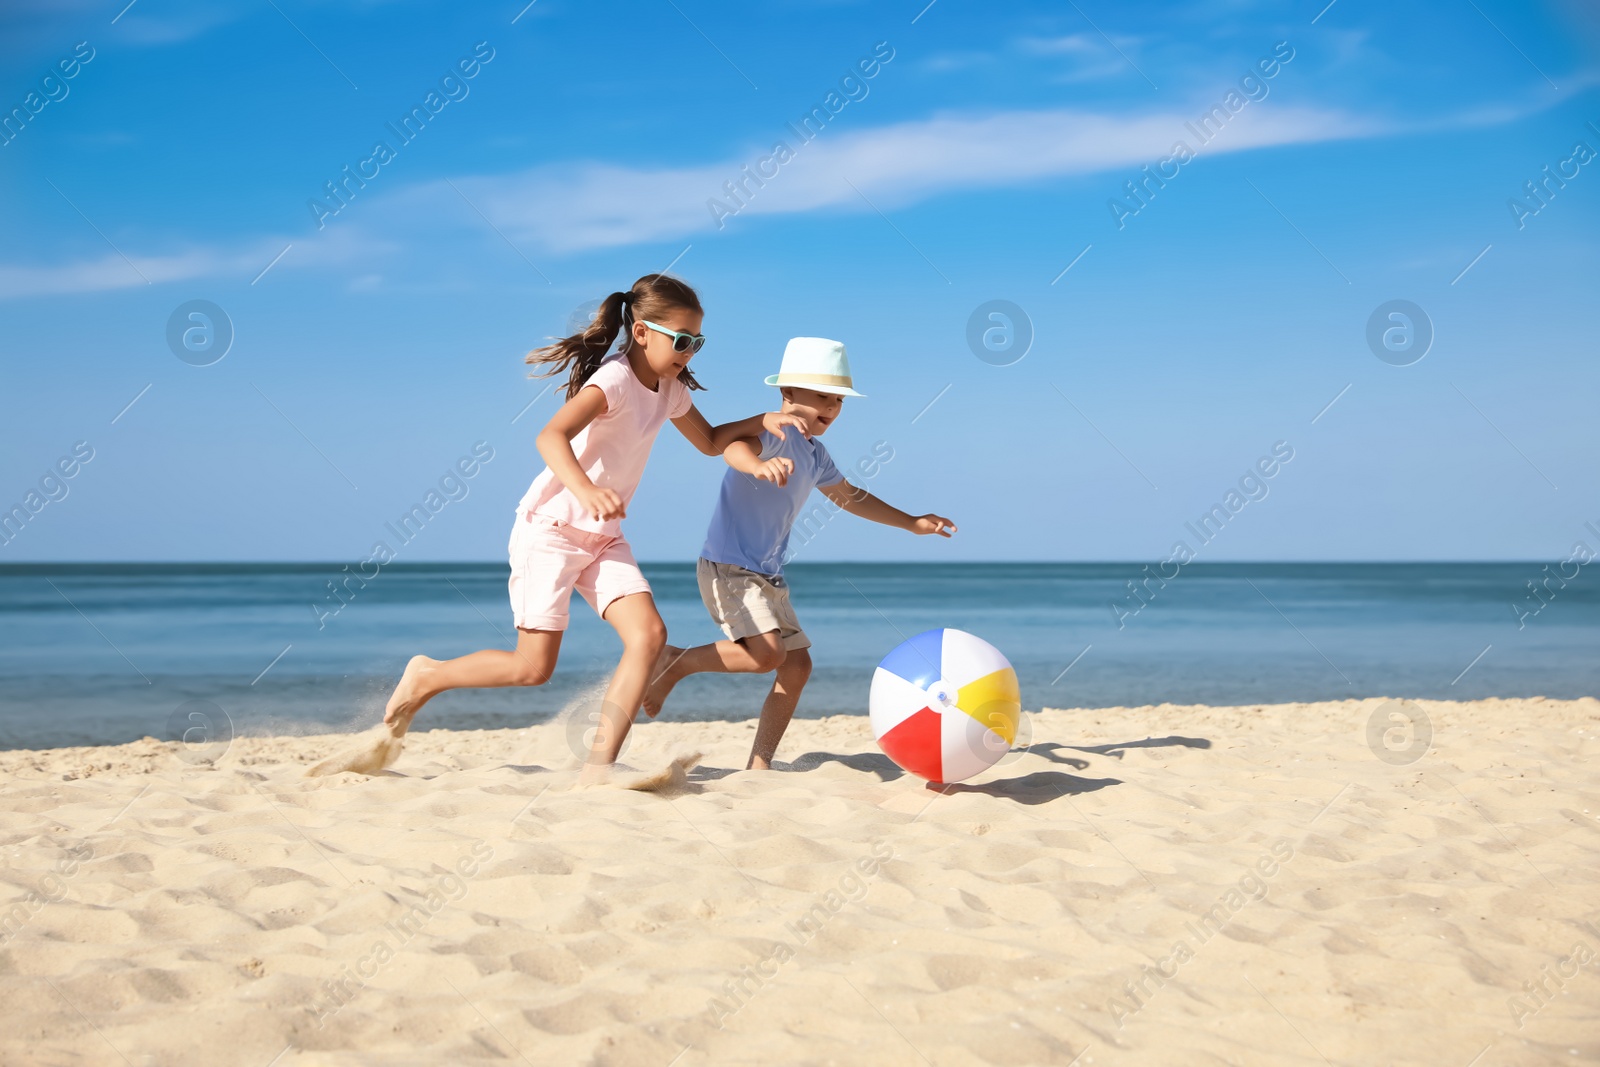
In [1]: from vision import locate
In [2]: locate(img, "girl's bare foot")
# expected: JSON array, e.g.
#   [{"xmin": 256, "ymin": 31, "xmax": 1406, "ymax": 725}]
[
  {"xmin": 578, "ymin": 760, "xmax": 613, "ymax": 786},
  {"xmin": 383, "ymin": 655, "xmax": 436, "ymax": 735},
  {"xmin": 641, "ymin": 645, "xmax": 683, "ymax": 719}
]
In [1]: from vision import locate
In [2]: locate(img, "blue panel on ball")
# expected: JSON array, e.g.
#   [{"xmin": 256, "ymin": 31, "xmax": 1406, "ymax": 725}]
[{"xmin": 876, "ymin": 628, "xmax": 945, "ymax": 689}]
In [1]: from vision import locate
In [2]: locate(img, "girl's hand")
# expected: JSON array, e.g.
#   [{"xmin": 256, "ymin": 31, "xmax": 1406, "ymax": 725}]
[
  {"xmin": 911, "ymin": 514, "xmax": 957, "ymax": 538},
  {"xmin": 762, "ymin": 411, "xmax": 810, "ymax": 440},
  {"xmin": 753, "ymin": 457, "xmax": 795, "ymax": 487},
  {"xmin": 577, "ymin": 486, "xmax": 626, "ymax": 522}
]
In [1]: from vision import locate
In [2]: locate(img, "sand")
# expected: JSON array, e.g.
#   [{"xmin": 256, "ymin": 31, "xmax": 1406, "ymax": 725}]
[
  {"xmin": 305, "ymin": 725, "xmax": 407, "ymax": 779},
  {"xmin": 2, "ymin": 696, "xmax": 1598, "ymax": 1066}
]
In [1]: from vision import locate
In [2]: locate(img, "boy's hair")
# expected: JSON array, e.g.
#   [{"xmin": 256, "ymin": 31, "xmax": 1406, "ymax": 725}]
[
  {"xmin": 526, "ymin": 273, "xmax": 705, "ymax": 400},
  {"xmin": 779, "ymin": 386, "xmax": 843, "ymax": 403}
]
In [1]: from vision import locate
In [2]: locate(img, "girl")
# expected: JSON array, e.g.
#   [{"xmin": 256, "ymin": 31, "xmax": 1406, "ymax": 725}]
[{"xmin": 379, "ymin": 274, "xmax": 804, "ymax": 776}]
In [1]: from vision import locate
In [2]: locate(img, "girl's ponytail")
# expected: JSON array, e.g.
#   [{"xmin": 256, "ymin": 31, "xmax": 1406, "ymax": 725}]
[
  {"xmin": 526, "ymin": 289, "xmax": 629, "ymax": 401},
  {"xmin": 526, "ymin": 274, "xmax": 705, "ymax": 399}
]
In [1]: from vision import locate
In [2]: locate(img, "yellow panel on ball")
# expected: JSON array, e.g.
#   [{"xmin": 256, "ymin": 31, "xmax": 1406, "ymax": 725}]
[{"xmin": 956, "ymin": 667, "xmax": 1021, "ymax": 746}]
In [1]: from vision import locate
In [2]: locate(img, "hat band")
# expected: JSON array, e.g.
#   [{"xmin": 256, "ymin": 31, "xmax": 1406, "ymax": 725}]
[{"xmin": 775, "ymin": 372, "xmax": 853, "ymax": 387}]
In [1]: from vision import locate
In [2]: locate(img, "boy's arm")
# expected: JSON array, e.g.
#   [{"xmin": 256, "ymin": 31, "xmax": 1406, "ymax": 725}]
[
  {"xmin": 672, "ymin": 407, "xmax": 810, "ymax": 457},
  {"xmin": 818, "ymin": 480, "xmax": 956, "ymax": 537}
]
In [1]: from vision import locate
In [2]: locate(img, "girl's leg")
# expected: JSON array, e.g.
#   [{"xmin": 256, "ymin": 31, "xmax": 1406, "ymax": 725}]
[
  {"xmin": 383, "ymin": 628, "xmax": 563, "ymax": 736},
  {"xmin": 642, "ymin": 632, "xmax": 786, "ymax": 716},
  {"xmin": 749, "ymin": 647, "xmax": 811, "ymax": 770},
  {"xmin": 585, "ymin": 592, "xmax": 668, "ymax": 769}
]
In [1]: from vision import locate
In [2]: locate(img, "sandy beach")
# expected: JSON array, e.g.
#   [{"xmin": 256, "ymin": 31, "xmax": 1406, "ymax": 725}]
[{"xmin": 3, "ymin": 697, "xmax": 1597, "ymax": 1066}]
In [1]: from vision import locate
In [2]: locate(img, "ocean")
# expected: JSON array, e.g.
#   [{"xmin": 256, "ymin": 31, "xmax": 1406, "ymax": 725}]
[{"xmin": 1, "ymin": 562, "xmax": 1594, "ymax": 751}]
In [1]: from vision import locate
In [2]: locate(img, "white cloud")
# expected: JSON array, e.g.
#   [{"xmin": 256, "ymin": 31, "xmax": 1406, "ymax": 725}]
[
  {"xmin": 424, "ymin": 103, "xmax": 1377, "ymax": 253},
  {"xmin": 0, "ymin": 248, "xmax": 236, "ymax": 298},
  {"xmin": 0, "ymin": 95, "xmax": 1464, "ymax": 299},
  {"xmin": 2, "ymin": 0, "xmax": 249, "ymax": 47},
  {"xmin": 112, "ymin": 8, "xmax": 245, "ymax": 47},
  {"xmin": 1014, "ymin": 31, "xmax": 1151, "ymax": 83},
  {"xmin": 922, "ymin": 33, "xmax": 1140, "ymax": 78},
  {"xmin": 920, "ymin": 51, "xmax": 994, "ymax": 73},
  {"xmin": 1017, "ymin": 33, "xmax": 1108, "ymax": 56},
  {"xmin": 0, "ymin": 229, "xmax": 390, "ymax": 300}
]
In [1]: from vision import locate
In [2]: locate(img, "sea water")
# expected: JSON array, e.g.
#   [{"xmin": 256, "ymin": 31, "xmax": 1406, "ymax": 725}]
[{"xmin": 1, "ymin": 562, "xmax": 1594, "ymax": 749}]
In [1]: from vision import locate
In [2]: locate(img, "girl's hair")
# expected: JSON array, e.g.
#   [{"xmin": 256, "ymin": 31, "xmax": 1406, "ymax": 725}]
[{"xmin": 526, "ymin": 273, "xmax": 705, "ymax": 400}]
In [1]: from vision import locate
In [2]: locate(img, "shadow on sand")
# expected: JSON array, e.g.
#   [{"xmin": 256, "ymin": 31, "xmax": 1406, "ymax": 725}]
[
  {"xmin": 934, "ymin": 769, "xmax": 1121, "ymax": 802},
  {"xmin": 1044, "ymin": 735, "xmax": 1211, "ymax": 760},
  {"xmin": 756, "ymin": 733, "xmax": 1216, "ymax": 804},
  {"xmin": 787, "ymin": 750, "xmax": 908, "ymax": 780},
  {"xmin": 682, "ymin": 734, "xmax": 1213, "ymax": 803},
  {"xmin": 686, "ymin": 751, "xmax": 904, "ymax": 783}
]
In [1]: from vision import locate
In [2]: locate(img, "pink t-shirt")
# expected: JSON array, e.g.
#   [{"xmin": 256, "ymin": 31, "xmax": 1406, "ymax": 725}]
[{"xmin": 516, "ymin": 355, "xmax": 693, "ymax": 536}]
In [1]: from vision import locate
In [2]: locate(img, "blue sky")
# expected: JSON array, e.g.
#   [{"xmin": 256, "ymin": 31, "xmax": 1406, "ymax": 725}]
[{"xmin": 1, "ymin": 0, "xmax": 1596, "ymax": 563}]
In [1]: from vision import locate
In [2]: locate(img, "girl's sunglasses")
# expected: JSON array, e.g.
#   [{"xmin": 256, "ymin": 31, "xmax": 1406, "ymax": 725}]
[{"xmin": 641, "ymin": 319, "xmax": 706, "ymax": 354}]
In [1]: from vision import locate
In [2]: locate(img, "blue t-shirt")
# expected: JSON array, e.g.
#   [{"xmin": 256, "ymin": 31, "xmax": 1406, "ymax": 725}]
[{"xmin": 701, "ymin": 430, "xmax": 845, "ymax": 576}]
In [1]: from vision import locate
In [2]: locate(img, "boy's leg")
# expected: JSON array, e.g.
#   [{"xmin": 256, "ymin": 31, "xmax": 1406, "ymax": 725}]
[
  {"xmin": 749, "ymin": 647, "xmax": 811, "ymax": 770},
  {"xmin": 643, "ymin": 633, "xmax": 786, "ymax": 715},
  {"xmin": 384, "ymin": 628, "xmax": 562, "ymax": 736},
  {"xmin": 585, "ymin": 591, "xmax": 668, "ymax": 772}
]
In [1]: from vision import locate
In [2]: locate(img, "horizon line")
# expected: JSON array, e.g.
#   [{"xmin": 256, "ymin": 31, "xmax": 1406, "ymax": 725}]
[{"xmin": 0, "ymin": 559, "xmax": 1565, "ymax": 567}]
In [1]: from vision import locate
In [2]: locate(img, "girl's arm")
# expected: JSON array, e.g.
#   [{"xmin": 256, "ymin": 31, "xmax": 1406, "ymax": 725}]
[
  {"xmin": 725, "ymin": 437, "xmax": 795, "ymax": 487},
  {"xmin": 537, "ymin": 387, "xmax": 625, "ymax": 520},
  {"xmin": 671, "ymin": 406, "xmax": 809, "ymax": 457},
  {"xmin": 818, "ymin": 479, "xmax": 956, "ymax": 537}
]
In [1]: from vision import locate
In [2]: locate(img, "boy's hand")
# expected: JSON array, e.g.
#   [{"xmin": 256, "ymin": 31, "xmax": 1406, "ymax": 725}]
[
  {"xmin": 752, "ymin": 456, "xmax": 795, "ymax": 487},
  {"xmin": 576, "ymin": 485, "xmax": 626, "ymax": 522},
  {"xmin": 762, "ymin": 411, "xmax": 810, "ymax": 440},
  {"xmin": 911, "ymin": 514, "xmax": 957, "ymax": 538}
]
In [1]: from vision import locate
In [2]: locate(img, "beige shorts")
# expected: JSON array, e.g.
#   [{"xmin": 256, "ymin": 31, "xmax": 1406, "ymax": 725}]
[
  {"xmin": 507, "ymin": 511, "xmax": 652, "ymax": 630},
  {"xmin": 696, "ymin": 558, "xmax": 810, "ymax": 651}
]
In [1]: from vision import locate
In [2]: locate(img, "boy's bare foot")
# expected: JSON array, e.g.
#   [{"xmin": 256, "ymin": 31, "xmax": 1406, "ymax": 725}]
[
  {"xmin": 747, "ymin": 754, "xmax": 774, "ymax": 771},
  {"xmin": 383, "ymin": 655, "xmax": 435, "ymax": 735},
  {"xmin": 641, "ymin": 645, "xmax": 684, "ymax": 719}
]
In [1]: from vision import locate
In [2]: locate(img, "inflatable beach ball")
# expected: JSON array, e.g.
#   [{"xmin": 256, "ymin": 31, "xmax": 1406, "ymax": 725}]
[{"xmin": 869, "ymin": 628, "xmax": 1022, "ymax": 783}]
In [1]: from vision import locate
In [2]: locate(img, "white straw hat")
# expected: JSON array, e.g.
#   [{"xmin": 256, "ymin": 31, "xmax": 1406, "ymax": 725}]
[{"xmin": 763, "ymin": 337, "xmax": 865, "ymax": 397}]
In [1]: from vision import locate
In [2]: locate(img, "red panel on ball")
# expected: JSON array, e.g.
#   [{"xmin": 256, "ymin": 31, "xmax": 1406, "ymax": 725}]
[{"xmin": 877, "ymin": 706, "xmax": 944, "ymax": 782}]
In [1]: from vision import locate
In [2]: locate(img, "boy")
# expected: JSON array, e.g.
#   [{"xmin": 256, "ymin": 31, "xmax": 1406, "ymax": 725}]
[{"xmin": 644, "ymin": 337, "xmax": 956, "ymax": 768}]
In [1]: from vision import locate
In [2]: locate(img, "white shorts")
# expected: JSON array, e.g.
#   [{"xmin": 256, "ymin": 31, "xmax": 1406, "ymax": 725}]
[{"xmin": 507, "ymin": 511, "xmax": 652, "ymax": 630}]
